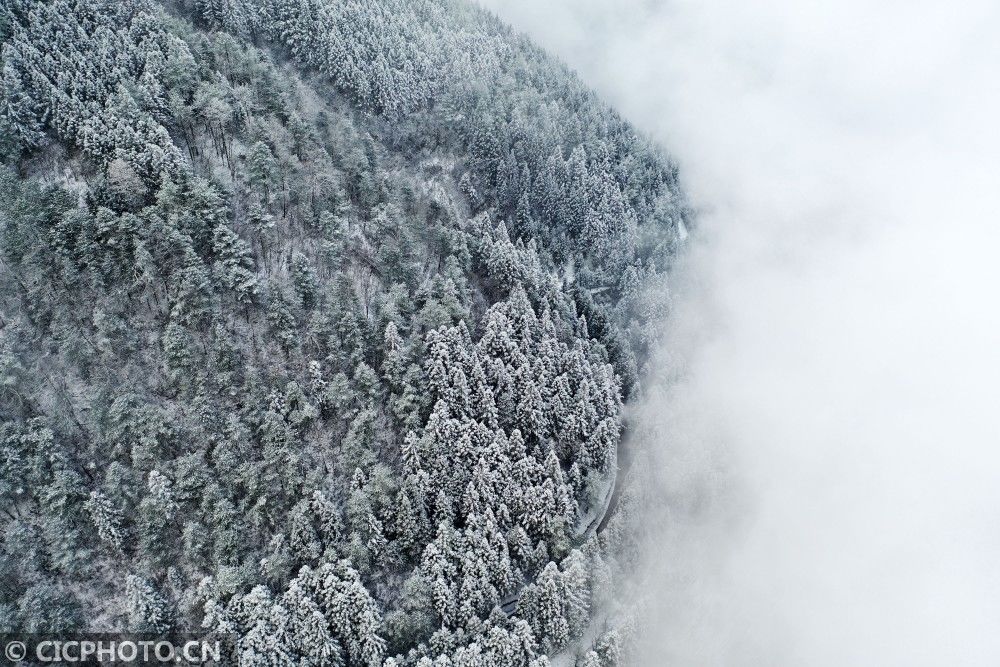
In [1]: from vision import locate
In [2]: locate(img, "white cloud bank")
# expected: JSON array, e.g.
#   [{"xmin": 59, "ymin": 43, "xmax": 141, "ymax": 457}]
[{"xmin": 480, "ymin": 0, "xmax": 1000, "ymax": 664}]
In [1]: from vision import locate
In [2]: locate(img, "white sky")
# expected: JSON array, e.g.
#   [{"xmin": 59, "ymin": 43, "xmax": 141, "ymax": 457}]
[{"xmin": 479, "ymin": 0, "xmax": 1000, "ymax": 663}]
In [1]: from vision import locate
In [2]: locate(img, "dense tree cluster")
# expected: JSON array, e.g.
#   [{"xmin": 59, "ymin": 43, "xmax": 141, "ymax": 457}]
[
  {"xmin": 0, "ymin": 0, "xmax": 685, "ymax": 664},
  {"xmin": 1, "ymin": 0, "xmax": 183, "ymax": 178},
  {"xmin": 180, "ymin": 0, "xmax": 687, "ymax": 368}
]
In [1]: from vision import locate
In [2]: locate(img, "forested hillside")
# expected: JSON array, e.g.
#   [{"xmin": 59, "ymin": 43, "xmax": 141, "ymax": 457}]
[{"xmin": 0, "ymin": 0, "xmax": 686, "ymax": 664}]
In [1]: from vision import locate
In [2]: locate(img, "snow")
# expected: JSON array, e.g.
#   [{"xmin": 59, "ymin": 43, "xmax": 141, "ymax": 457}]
[{"xmin": 573, "ymin": 463, "xmax": 617, "ymax": 539}]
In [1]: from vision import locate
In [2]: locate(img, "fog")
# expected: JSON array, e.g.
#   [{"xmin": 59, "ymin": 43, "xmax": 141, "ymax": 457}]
[{"xmin": 479, "ymin": 0, "xmax": 1000, "ymax": 664}]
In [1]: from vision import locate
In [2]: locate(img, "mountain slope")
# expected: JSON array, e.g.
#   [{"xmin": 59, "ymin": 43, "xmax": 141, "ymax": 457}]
[{"xmin": 0, "ymin": 0, "xmax": 685, "ymax": 663}]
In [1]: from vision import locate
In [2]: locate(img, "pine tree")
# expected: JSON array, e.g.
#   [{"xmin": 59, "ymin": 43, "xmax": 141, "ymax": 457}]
[
  {"xmin": 281, "ymin": 580, "xmax": 345, "ymax": 666},
  {"xmin": 290, "ymin": 252, "xmax": 319, "ymax": 310},
  {"xmin": 561, "ymin": 550, "xmax": 591, "ymax": 639},
  {"xmin": 125, "ymin": 575, "xmax": 173, "ymax": 634},
  {"xmin": 394, "ymin": 490, "xmax": 420, "ymax": 558},
  {"xmin": 301, "ymin": 562, "xmax": 387, "ymax": 667},
  {"xmin": 0, "ymin": 60, "xmax": 47, "ymax": 157},
  {"xmin": 522, "ymin": 562, "xmax": 569, "ymax": 653},
  {"xmin": 381, "ymin": 321, "xmax": 406, "ymax": 389},
  {"xmin": 16, "ymin": 583, "xmax": 83, "ymax": 634},
  {"xmin": 212, "ymin": 223, "xmax": 259, "ymax": 302},
  {"xmin": 85, "ymin": 490, "xmax": 127, "ymax": 552},
  {"xmin": 245, "ymin": 140, "xmax": 277, "ymax": 196},
  {"xmin": 267, "ymin": 292, "xmax": 299, "ymax": 354}
]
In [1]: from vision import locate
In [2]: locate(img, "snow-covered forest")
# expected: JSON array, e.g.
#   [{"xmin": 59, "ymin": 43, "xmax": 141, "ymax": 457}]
[{"xmin": 0, "ymin": 0, "xmax": 687, "ymax": 664}]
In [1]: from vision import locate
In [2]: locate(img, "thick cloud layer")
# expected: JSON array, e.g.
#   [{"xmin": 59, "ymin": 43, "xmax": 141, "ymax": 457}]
[{"xmin": 480, "ymin": 0, "xmax": 1000, "ymax": 663}]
